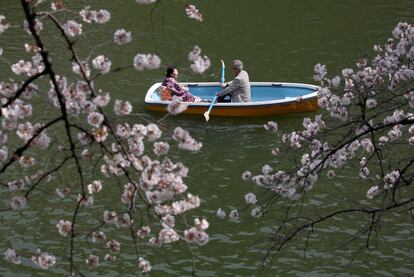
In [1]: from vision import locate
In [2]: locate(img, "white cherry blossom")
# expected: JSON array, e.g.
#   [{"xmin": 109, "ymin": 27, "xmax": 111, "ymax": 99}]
[
  {"xmin": 63, "ymin": 20, "xmax": 82, "ymax": 37},
  {"xmin": 185, "ymin": 5, "xmax": 203, "ymax": 22},
  {"xmin": 92, "ymin": 55, "xmax": 112, "ymax": 74},
  {"xmin": 114, "ymin": 29, "xmax": 132, "ymax": 45}
]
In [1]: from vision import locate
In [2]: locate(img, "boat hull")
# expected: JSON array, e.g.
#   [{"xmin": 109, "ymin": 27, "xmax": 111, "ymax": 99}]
[
  {"xmin": 144, "ymin": 82, "xmax": 319, "ymax": 117},
  {"xmin": 146, "ymin": 98, "xmax": 318, "ymax": 116}
]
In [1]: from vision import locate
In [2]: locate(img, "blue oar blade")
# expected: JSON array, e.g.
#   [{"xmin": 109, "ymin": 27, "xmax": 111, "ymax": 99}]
[{"xmin": 220, "ymin": 59, "xmax": 225, "ymax": 84}]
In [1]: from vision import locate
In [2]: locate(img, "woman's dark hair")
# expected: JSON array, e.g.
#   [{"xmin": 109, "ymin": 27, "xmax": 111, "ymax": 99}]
[{"xmin": 166, "ymin": 66, "xmax": 177, "ymax": 78}]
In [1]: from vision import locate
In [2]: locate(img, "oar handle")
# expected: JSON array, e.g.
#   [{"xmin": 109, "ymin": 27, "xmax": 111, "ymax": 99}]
[
  {"xmin": 207, "ymin": 96, "xmax": 218, "ymax": 113},
  {"xmin": 220, "ymin": 59, "xmax": 225, "ymax": 84}
]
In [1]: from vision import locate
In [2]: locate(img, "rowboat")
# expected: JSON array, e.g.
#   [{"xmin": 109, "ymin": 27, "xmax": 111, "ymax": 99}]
[{"xmin": 144, "ymin": 82, "xmax": 319, "ymax": 117}]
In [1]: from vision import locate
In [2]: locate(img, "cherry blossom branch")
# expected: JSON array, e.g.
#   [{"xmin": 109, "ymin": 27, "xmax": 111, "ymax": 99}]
[
  {"xmin": 39, "ymin": 12, "xmax": 96, "ymax": 96},
  {"xmin": 1, "ymin": 2, "xmax": 210, "ymax": 275},
  {"xmin": 261, "ymin": 197, "xmax": 414, "ymax": 266},
  {"xmin": 40, "ymin": 11, "xmax": 154, "ymax": 162},
  {"xmin": 21, "ymin": 1, "xmax": 86, "ymax": 193},
  {"xmin": 21, "ymin": 3, "xmax": 90, "ymax": 274},
  {"xmin": 69, "ymin": 199, "xmax": 83, "ymax": 274},
  {"xmin": 24, "ymin": 155, "xmax": 72, "ymax": 197},
  {"xmin": 0, "ymin": 115, "xmax": 63, "ymax": 174},
  {"xmin": 301, "ymin": 117, "xmax": 413, "ymax": 190},
  {"xmin": 0, "ymin": 70, "xmax": 45, "ymax": 117}
]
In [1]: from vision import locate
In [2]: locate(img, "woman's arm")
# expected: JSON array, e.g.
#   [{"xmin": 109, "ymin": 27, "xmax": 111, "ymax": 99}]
[{"xmin": 163, "ymin": 78, "xmax": 184, "ymax": 96}]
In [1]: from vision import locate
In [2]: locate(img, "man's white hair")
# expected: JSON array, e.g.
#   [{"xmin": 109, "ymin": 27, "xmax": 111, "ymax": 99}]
[{"xmin": 232, "ymin": 60, "xmax": 243, "ymax": 70}]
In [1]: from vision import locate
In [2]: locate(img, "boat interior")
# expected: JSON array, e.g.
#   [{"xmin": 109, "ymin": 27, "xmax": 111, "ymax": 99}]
[{"xmin": 148, "ymin": 83, "xmax": 317, "ymax": 102}]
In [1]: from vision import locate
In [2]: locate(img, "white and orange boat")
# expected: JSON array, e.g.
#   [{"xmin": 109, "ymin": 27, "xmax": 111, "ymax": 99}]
[{"xmin": 144, "ymin": 82, "xmax": 319, "ymax": 117}]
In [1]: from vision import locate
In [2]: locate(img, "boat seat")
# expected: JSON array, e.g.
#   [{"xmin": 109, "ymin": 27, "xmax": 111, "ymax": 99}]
[{"xmin": 158, "ymin": 86, "xmax": 172, "ymax": 101}]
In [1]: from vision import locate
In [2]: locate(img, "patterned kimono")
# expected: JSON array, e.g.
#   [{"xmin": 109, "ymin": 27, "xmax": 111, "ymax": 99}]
[{"xmin": 161, "ymin": 77, "xmax": 195, "ymax": 102}]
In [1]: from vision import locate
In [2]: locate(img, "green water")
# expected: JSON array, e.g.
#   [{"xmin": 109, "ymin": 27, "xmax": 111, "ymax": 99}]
[{"xmin": 1, "ymin": 0, "xmax": 414, "ymax": 276}]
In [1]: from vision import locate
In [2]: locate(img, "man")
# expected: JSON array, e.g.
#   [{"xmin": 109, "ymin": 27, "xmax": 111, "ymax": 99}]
[{"xmin": 216, "ymin": 60, "xmax": 251, "ymax": 102}]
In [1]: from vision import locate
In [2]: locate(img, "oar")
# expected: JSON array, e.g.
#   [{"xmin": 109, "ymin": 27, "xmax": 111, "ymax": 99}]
[
  {"xmin": 203, "ymin": 95, "xmax": 217, "ymax": 122},
  {"xmin": 220, "ymin": 59, "xmax": 225, "ymax": 84},
  {"xmin": 204, "ymin": 59, "xmax": 225, "ymax": 122}
]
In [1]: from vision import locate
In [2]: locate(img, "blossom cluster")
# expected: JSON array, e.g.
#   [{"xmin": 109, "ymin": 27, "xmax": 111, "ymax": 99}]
[
  {"xmin": 0, "ymin": 2, "xmax": 210, "ymax": 275},
  {"xmin": 92, "ymin": 55, "xmax": 112, "ymax": 74},
  {"xmin": 56, "ymin": 220, "xmax": 72, "ymax": 236},
  {"xmin": 4, "ymin": 248, "xmax": 21, "ymax": 265},
  {"xmin": 114, "ymin": 99, "xmax": 132, "ymax": 115},
  {"xmin": 31, "ymin": 249, "xmax": 56, "ymax": 270},
  {"xmin": 11, "ymin": 53, "xmax": 45, "ymax": 77},
  {"xmin": 51, "ymin": 1, "xmax": 64, "ymax": 11},
  {"xmin": 0, "ymin": 15, "xmax": 9, "ymax": 34},
  {"xmin": 133, "ymin": 53, "xmax": 161, "ymax": 71},
  {"xmin": 17, "ymin": 122, "xmax": 51, "ymax": 148},
  {"xmin": 167, "ymin": 96, "xmax": 189, "ymax": 115},
  {"xmin": 63, "ymin": 20, "xmax": 82, "ymax": 37},
  {"xmin": 172, "ymin": 127, "xmax": 203, "ymax": 151},
  {"xmin": 23, "ymin": 18, "xmax": 43, "ymax": 35},
  {"xmin": 188, "ymin": 45, "xmax": 211, "ymax": 74},
  {"xmin": 86, "ymin": 228, "xmax": 151, "ymax": 270},
  {"xmin": 184, "ymin": 218, "xmax": 209, "ymax": 245},
  {"xmin": 246, "ymin": 22, "xmax": 414, "ymax": 205},
  {"xmin": 138, "ymin": 257, "xmax": 151, "ymax": 273},
  {"xmin": 45, "ymin": 76, "xmax": 118, "ymax": 143},
  {"xmin": 113, "ymin": 29, "xmax": 132, "ymax": 45},
  {"xmin": 7, "ymin": 170, "xmax": 47, "ymax": 192},
  {"xmin": 4, "ymin": 248, "xmax": 56, "ymax": 270},
  {"xmin": 79, "ymin": 7, "xmax": 111, "ymax": 24},
  {"xmin": 185, "ymin": 5, "xmax": 203, "ymax": 22},
  {"xmin": 95, "ymin": 118, "xmax": 205, "ymax": 250},
  {"xmin": 72, "ymin": 61, "xmax": 91, "ymax": 77},
  {"xmin": 216, "ymin": 208, "xmax": 241, "ymax": 220},
  {"xmin": 141, "ymin": 159, "xmax": 190, "ymax": 205}
]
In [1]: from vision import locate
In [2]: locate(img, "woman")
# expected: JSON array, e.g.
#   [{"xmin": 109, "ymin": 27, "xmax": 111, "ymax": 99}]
[{"xmin": 161, "ymin": 67, "xmax": 195, "ymax": 102}]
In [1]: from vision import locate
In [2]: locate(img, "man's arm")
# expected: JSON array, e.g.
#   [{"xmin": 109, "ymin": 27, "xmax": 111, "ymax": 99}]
[
  {"xmin": 217, "ymin": 78, "xmax": 241, "ymax": 97},
  {"xmin": 220, "ymin": 80, "xmax": 233, "ymax": 88}
]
